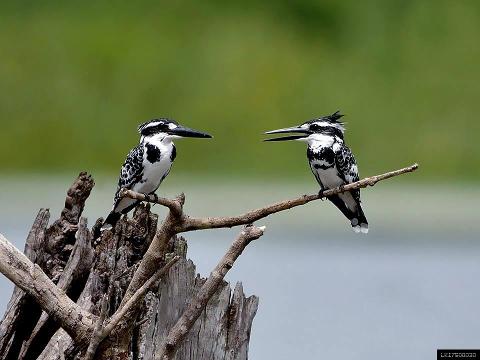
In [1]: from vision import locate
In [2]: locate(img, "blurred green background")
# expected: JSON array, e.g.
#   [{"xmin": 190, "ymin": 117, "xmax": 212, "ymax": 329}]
[
  {"xmin": 0, "ymin": 0, "xmax": 478, "ymax": 180},
  {"xmin": 1, "ymin": 4, "xmax": 480, "ymax": 359}
]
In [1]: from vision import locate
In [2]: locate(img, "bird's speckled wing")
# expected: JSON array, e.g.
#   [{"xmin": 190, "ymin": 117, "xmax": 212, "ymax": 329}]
[
  {"xmin": 334, "ymin": 143, "xmax": 361, "ymax": 201},
  {"xmin": 112, "ymin": 144, "xmax": 144, "ymax": 209}
]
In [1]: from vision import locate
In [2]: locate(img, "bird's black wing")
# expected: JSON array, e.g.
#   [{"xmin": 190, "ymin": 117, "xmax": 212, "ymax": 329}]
[
  {"xmin": 112, "ymin": 144, "xmax": 144, "ymax": 209},
  {"xmin": 334, "ymin": 142, "xmax": 361, "ymax": 202}
]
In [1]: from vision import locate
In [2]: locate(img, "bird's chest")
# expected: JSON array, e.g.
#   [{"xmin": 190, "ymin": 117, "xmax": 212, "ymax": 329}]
[
  {"xmin": 140, "ymin": 143, "xmax": 174, "ymax": 190},
  {"xmin": 308, "ymin": 146, "xmax": 342, "ymax": 188}
]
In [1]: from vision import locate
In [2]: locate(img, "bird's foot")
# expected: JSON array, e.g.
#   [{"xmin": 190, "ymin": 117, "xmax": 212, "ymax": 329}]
[
  {"xmin": 318, "ymin": 189, "xmax": 326, "ymax": 200},
  {"xmin": 142, "ymin": 192, "xmax": 158, "ymax": 202},
  {"xmin": 338, "ymin": 184, "xmax": 346, "ymax": 193},
  {"xmin": 145, "ymin": 192, "xmax": 159, "ymax": 207}
]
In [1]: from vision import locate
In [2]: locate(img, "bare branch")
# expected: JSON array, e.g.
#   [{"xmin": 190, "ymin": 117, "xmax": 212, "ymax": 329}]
[
  {"xmin": 124, "ymin": 163, "xmax": 418, "ymax": 232},
  {"xmin": 156, "ymin": 225, "xmax": 265, "ymax": 360},
  {"xmin": 122, "ymin": 163, "xmax": 418, "ymax": 308},
  {"xmin": 120, "ymin": 189, "xmax": 184, "ymax": 218},
  {"xmin": 0, "ymin": 233, "xmax": 96, "ymax": 345},
  {"xmin": 184, "ymin": 163, "xmax": 418, "ymax": 230}
]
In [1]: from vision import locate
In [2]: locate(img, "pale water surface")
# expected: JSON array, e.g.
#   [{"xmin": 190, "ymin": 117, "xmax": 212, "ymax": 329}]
[{"xmin": 0, "ymin": 177, "xmax": 479, "ymax": 360}]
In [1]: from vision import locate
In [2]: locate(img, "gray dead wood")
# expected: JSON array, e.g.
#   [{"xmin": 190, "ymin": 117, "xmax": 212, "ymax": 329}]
[
  {"xmin": 157, "ymin": 225, "xmax": 264, "ymax": 360},
  {"xmin": 0, "ymin": 233, "xmax": 96, "ymax": 345},
  {"xmin": 0, "ymin": 170, "xmax": 259, "ymax": 360},
  {"xmin": 33, "ymin": 222, "xmax": 258, "ymax": 360},
  {"xmin": 18, "ymin": 217, "xmax": 94, "ymax": 359},
  {"xmin": 0, "ymin": 172, "xmax": 94, "ymax": 360},
  {"xmin": 0, "ymin": 208, "xmax": 50, "ymax": 358},
  {"xmin": 135, "ymin": 258, "xmax": 258, "ymax": 360}
]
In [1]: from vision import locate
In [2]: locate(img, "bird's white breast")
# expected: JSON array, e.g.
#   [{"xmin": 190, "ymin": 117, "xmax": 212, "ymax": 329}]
[
  {"xmin": 133, "ymin": 138, "xmax": 174, "ymax": 195},
  {"xmin": 316, "ymin": 166, "xmax": 343, "ymax": 188}
]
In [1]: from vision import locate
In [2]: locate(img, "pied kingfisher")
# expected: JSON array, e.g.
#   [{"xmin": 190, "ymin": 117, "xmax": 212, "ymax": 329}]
[
  {"xmin": 264, "ymin": 111, "xmax": 368, "ymax": 233},
  {"xmin": 102, "ymin": 118, "xmax": 212, "ymax": 230}
]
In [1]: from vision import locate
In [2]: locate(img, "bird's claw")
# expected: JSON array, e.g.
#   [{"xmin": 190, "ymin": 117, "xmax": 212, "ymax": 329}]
[
  {"xmin": 142, "ymin": 192, "xmax": 159, "ymax": 207},
  {"xmin": 318, "ymin": 189, "xmax": 326, "ymax": 200},
  {"xmin": 150, "ymin": 193, "xmax": 159, "ymax": 207},
  {"xmin": 142, "ymin": 192, "xmax": 156, "ymax": 202}
]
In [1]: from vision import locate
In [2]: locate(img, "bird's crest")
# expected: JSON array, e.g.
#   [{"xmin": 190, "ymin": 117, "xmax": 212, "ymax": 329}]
[
  {"xmin": 323, "ymin": 110, "xmax": 344, "ymax": 124},
  {"xmin": 307, "ymin": 111, "xmax": 346, "ymax": 133}
]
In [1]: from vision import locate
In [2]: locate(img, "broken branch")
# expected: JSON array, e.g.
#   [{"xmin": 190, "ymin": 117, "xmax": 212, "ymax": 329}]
[
  {"xmin": 156, "ymin": 225, "xmax": 265, "ymax": 360},
  {"xmin": 0, "ymin": 233, "xmax": 96, "ymax": 345}
]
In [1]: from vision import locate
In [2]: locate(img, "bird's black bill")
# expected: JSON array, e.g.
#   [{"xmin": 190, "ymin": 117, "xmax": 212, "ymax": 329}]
[
  {"xmin": 264, "ymin": 134, "xmax": 308, "ymax": 141},
  {"xmin": 170, "ymin": 126, "xmax": 212, "ymax": 138},
  {"xmin": 263, "ymin": 126, "xmax": 309, "ymax": 141}
]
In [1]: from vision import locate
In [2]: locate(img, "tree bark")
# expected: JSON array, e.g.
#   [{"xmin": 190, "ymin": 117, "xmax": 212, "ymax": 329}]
[{"xmin": 0, "ymin": 173, "xmax": 258, "ymax": 360}]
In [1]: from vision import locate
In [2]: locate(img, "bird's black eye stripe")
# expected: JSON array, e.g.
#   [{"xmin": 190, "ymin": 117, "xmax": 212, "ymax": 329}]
[
  {"xmin": 309, "ymin": 124, "xmax": 329, "ymax": 132},
  {"xmin": 141, "ymin": 123, "xmax": 169, "ymax": 136}
]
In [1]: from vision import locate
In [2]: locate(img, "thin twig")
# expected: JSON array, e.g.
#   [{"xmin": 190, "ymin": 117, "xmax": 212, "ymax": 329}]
[
  {"xmin": 184, "ymin": 163, "xmax": 419, "ymax": 230},
  {"xmin": 156, "ymin": 225, "xmax": 265, "ymax": 360}
]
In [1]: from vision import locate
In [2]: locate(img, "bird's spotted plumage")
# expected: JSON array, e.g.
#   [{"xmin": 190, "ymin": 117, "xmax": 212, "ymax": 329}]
[
  {"xmin": 265, "ymin": 111, "xmax": 368, "ymax": 233},
  {"xmin": 106, "ymin": 136, "xmax": 175, "ymax": 225},
  {"xmin": 102, "ymin": 118, "xmax": 211, "ymax": 231}
]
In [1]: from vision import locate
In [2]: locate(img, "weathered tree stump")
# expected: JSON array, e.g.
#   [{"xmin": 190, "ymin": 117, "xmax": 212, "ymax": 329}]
[{"xmin": 0, "ymin": 173, "xmax": 258, "ymax": 360}]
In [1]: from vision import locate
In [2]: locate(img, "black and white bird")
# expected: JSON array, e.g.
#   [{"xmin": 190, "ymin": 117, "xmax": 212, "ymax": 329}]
[
  {"xmin": 102, "ymin": 118, "xmax": 212, "ymax": 230},
  {"xmin": 264, "ymin": 111, "xmax": 368, "ymax": 233}
]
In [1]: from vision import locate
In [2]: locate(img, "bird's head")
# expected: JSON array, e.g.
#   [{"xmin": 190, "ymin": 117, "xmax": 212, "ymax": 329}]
[
  {"xmin": 138, "ymin": 118, "xmax": 212, "ymax": 143},
  {"xmin": 264, "ymin": 111, "xmax": 345, "ymax": 143}
]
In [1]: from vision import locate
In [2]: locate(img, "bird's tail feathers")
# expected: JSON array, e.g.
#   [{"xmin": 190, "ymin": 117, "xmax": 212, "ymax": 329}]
[
  {"xmin": 351, "ymin": 205, "xmax": 368, "ymax": 234},
  {"xmin": 101, "ymin": 211, "xmax": 121, "ymax": 231}
]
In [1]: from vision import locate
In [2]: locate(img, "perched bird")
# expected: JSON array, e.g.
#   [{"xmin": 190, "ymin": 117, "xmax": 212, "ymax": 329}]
[
  {"xmin": 102, "ymin": 118, "xmax": 212, "ymax": 230},
  {"xmin": 264, "ymin": 111, "xmax": 368, "ymax": 233}
]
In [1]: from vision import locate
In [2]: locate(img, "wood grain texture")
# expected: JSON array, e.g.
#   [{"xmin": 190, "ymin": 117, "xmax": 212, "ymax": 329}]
[{"xmin": 137, "ymin": 258, "xmax": 258, "ymax": 360}]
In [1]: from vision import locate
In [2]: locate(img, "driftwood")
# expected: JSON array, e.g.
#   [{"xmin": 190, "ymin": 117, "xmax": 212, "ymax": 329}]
[{"xmin": 0, "ymin": 164, "xmax": 418, "ymax": 359}]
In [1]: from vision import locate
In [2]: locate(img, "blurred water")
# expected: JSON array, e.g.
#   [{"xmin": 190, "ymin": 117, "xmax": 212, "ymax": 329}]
[
  {"xmin": 190, "ymin": 230, "xmax": 480, "ymax": 360},
  {"xmin": 0, "ymin": 177, "xmax": 479, "ymax": 359}
]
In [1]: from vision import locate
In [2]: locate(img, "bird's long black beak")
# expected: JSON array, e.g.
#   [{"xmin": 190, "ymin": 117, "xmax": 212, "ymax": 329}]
[
  {"xmin": 169, "ymin": 125, "xmax": 212, "ymax": 139},
  {"xmin": 263, "ymin": 126, "xmax": 310, "ymax": 142}
]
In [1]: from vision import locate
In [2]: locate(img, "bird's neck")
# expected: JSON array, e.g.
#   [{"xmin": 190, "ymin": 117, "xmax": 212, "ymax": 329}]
[
  {"xmin": 142, "ymin": 134, "xmax": 174, "ymax": 149},
  {"xmin": 307, "ymin": 133, "xmax": 339, "ymax": 149}
]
